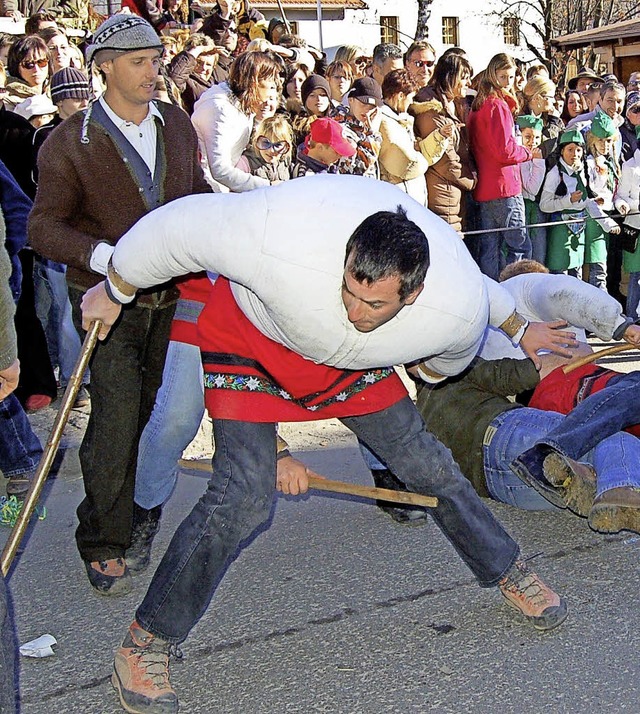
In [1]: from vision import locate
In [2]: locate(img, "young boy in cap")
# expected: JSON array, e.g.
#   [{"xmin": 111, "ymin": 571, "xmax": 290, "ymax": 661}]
[
  {"xmin": 516, "ymin": 114, "xmax": 546, "ymax": 263},
  {"xmin": 28, "ymin": 14, "xmax": 211, "ymax": 596},
  {"xmin": 331, "ymin": 76, "xmax": 383, "ymax": 177},
  {"xmin": 290, "ymin": 116, "xmax": 356, "ymax": 177}
]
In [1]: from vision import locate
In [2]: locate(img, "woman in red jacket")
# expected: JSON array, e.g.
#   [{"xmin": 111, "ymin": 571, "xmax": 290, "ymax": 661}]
[{"xmin": 467, "ymin": 53, "xmax": 537, "ymax": 280}]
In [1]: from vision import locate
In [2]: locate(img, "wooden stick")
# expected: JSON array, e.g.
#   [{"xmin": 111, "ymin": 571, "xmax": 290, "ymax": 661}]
[
  {"xmin": 178, "ymin": 458, "xmax": 438, "ymax": 509},
  {"xmin": 562, "ymin": 343, "xmax": 638, "ymax": 374},
  {"xmin": 1, "ymin": 321, "xmax": 101, "ymax": 577}
]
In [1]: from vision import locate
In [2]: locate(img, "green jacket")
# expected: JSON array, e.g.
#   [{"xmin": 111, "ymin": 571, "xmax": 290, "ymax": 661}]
[{"xmin": 416, "ymin": 357, "xmax": 540, "ymax": 497}]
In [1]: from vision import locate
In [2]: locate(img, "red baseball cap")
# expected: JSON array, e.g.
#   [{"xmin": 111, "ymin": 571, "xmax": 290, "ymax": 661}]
[{"xmin": 309, "ymin": 117, "xmax": 356, "ymax": 157}]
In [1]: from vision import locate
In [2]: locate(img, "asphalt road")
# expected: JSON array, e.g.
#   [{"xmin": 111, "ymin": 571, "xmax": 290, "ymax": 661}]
[{"xmin": 4, "ymin": 347, "xmax": 640, "ymax": 714}]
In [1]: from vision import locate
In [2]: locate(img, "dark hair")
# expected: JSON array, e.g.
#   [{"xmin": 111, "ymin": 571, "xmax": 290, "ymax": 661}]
[
  {"xmin": 431, "ymin": 53, "xmax": 473, "ymax": 100},
  {"xmin": 344, "ymin": 206, "xmax": 430, "ymax": 301},
  {"xmin": 38, "ymin": 26, "xmax": 66, "ymax": 44},
  {"xmin": 7, "ymin": 35, "xmax": 48, "ymax": 78},
  {"xmin": 600, "ymin": 80, "xmax": 625, "ymax": 99},
  {"xmin": 24, "ymin": 9, "xmax": 58, "ymax": 36},
  {"xmin": 381, "ymin": 67, "xmax": 419, "ymax": 100},
  {"xmin": 372, "ymin": 43, "xmax": 402, "ymax": 66},
  {"xmin": 403, "ymin": 40, "xmax": 435, "ymax": 66},
  {"xmin": 283, "ymin": 61, "xmax": 310, "ymax": 99}
]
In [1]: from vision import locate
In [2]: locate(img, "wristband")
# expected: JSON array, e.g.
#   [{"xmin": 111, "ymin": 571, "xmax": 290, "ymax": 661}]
[{"xmin": 104, "ymin": 279, "xmax": 124, "ymax": 305}]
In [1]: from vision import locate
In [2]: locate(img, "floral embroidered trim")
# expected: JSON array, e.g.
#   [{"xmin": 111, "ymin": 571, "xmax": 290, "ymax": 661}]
[{"xmin": 203, "ymin": 368, "xmax": 394, "ymax": 411}]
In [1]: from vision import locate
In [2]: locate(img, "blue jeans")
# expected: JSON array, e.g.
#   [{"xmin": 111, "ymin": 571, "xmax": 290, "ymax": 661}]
[
  {"xmin": 476, "ymin": 196, "xmax": 531, "ymax": 281},
  {"xmin": 485, "ymin": 379, "xmax": 640, "ymax": 508},
  {"xmin": 626, "ymin": 271, "xmax": 640, "ymax": 320},
  {"xmin": 0, "ymin": 394, "xmax": 42, "ymax": 477},
  {"xmin": 532, "ymin": 371, "xmax": 640, "ymax": 497},
  {"xmin": 524, "ymin": 198, "xmax": 547, "ymax": 265},
  {"xmin": 136, "ymin": 397, "xmax": 519, "ymax": 643},
  {"xmin": 33, "ymin": 258, "xmax": 87, "ymax": 386},
  {"xmin": 135, "ymin": 341, "xmax": 205, "ymax": 510}
]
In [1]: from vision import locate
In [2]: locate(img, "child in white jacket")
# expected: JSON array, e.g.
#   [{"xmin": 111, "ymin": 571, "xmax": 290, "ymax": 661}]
[{"xmin": 516, "ymin": 114, "xmax": 547, "ymax": 263}]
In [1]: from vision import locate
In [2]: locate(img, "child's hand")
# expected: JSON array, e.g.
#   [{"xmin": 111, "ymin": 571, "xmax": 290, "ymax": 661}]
[
  {"xmin": 594, "ymin": 155, "xmax": 607, "ymax": 173},
  {"xmin": 532, "ymin": 147, "xmax": 543, "ymax": 159},
  {"xmin": 618, "ymin": 202, "xmax": 630, "ymax": 216},
  {"xmin": 570, "ymin": 190, "xmax": 583, "ymax": 203}
]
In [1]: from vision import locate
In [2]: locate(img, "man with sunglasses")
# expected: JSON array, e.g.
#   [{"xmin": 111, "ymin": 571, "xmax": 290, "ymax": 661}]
[
  {"xmin": 404, "ymin": 40, "xmax": 436, "ymax": 98},
  {"xmin": 28, "ymin": 15, "xmax": 211, "ymax": 597}
]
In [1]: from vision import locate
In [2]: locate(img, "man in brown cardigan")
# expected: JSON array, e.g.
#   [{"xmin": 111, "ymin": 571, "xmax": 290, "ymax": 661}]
[{"xmin": 28, "ymin": 15, "xmax": 210, "ymax": 596}]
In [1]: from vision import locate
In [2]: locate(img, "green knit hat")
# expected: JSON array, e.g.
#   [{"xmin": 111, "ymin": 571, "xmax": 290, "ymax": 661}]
[
  {"xmin": 590, "ymin": 111, "xmax": 617, "ymax": 139},
  {"xmin": 559, "ymin": 128, "xmax": 584, "ymax": 146},
  {"xmin": 516, "ymin": 114, "xmax": 543, "ymax": 132}
]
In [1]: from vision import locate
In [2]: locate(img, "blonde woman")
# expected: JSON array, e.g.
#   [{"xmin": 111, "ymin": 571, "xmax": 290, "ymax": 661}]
[
  {"xmin": 521, "ymin": 75, "xmax": 564, "ymax": 159},
  {"xmin": 467, "ymin": 53, "xmax": 536, "ymax": 279}
]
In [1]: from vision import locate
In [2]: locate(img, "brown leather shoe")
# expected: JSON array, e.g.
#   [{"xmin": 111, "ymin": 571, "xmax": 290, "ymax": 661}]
[
  {"xmin": 542, "ymin": 452, "xmax": 596, "ymax": 517},
  {"xmin": 588, "ymin": 487, "xmax": 640, "ymax": 534}
]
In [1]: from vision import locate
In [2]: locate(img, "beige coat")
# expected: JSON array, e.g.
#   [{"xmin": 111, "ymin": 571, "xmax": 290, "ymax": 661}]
[{"xmin": 412, "ymin": 95, "xmax": 476, "ymax": 233}]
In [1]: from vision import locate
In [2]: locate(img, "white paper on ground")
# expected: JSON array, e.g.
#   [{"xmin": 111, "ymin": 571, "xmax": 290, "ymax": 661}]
[{"xmin": 19, "ymin": 634, "xmax": 57, "ymax": 658}]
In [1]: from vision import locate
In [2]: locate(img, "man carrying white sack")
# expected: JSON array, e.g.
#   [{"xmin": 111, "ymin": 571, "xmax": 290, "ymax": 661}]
[{"xmin": 81, "ymin": 176, "xmax": 577, "ymax": 714}]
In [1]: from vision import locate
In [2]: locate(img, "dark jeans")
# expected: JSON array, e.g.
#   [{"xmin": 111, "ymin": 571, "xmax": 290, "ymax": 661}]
[
  {"xmin": 136, "ymin": 397, "xmax": 519, "ymax": 643},
  {"xmin": 0, "ymin": 393, "xmax": 42, "ymax": 477},
  {"xmin": 14, "ymin": 250, "xmax": 57, "ymax": 403},
  {"xmin": 70, "ymin": 288, "xmax": 174, "ymax": 562}
]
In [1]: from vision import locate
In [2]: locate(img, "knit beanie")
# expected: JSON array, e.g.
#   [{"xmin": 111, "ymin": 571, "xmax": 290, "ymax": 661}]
[
  {"xmin": 81, "ymin": 15, "xmax": 165, "ymax": 144},
  {"xmin": 50, "ymin": 67, "xmax": 89, "ymax": 104},
  {"xmin": 301, "ymin": 74, "xmax": 330, "ymax": 107},
  {"xmin": 85, "ymin": 15, "xmax": 163, "ymax": 66},
  {"xmin": 590, "ymin": 111, "xmax": 617, "ymax": 139},
  {"xmin": 516, "ymin": 114, "xmax": 543, "ymax": 132}
]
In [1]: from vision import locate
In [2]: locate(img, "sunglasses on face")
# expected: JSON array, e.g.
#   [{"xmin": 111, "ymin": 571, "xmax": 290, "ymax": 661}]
[
  {"xmin": 630, "ymin": 106, "xmax": 640, "ymax": 114},
  {"xmin": 354, "ymin": 57, "xmax": 369, "ymax": 66},
  {"xmin": 411, "ymin": 59, "xmax": 435, "ymax": 69},
  {"xmin": 21, "ymin": 57, "xmax": 48, "ymax": 70},
  {"xmin": 256, "ymin": 136, "xmax": 288, "ymax": 152}
]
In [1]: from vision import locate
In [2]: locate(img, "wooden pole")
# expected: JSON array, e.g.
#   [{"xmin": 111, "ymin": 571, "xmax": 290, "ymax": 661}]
[
  {"xmin": 178, "ymin": 459, "xmax": 438, "ymax": 508},
  {"xmin": 562, "ymin": 343, "xmax": 637, "ymax": 374},
  {"xmin": 1, "ymin": 321, "xmax": 101, "ymax": 576}
]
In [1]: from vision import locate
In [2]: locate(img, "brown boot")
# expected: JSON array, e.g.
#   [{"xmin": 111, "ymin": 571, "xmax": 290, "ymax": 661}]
[
  {"xmin": 499, "ymin": 560, "xmax": 568, "ymax": 631},
  {"xmin": 588, "ymin": 487, "xmax": 640, "ymax": 534},
  {"xmin": 542, "ymin": 452, "xmax": 596, "ymax": 517},
  {"xmin": 112, "ymin": 621, "xmax": 178, "ymax": 714}
]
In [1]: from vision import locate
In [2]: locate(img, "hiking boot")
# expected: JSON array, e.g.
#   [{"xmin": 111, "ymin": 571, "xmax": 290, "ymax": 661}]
[
  {"xmin": 588, "ymin": 487, "xmax": 640, "ymax": 535},
  {"xmin": 511, "ymin": 445, "xmax": 596, "ymax": 515},
  {"xmin": 6, "ymin": 469, "xmax": 35, "ymax": 500},
  {"xmin": 85, "ymin": 558, "xmax": 132, "ymax": 597},
  {"xmin": 371, "ymin": 469, "xmax": 429, "ymax": 525},
  {"xmin": 126, "ymin": 505, "xmax": 162, "ymax": 574},
  {"xmin": 112, "ymin": 621, "xmax": 178, "ymax": 714},
  {"xmin": 499, "ymin": 559, "xmax": 568, "ymax": 631}
]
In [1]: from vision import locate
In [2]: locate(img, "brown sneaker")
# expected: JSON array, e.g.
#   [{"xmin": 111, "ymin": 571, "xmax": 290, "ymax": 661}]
[
  {"xmin": 588, "ymin": 487, "xmax": 640, "ymax": 534},
  {"xmin": 499, "ymin": 560, "xmax": 568, "ymax": 631},
  {"xmin": 84, "ymin": 558, "xmax": 132, "ymax": 597},
  {"xmin": 112, "ymin": 621, "xmax": 178, "ymax": 714}
]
